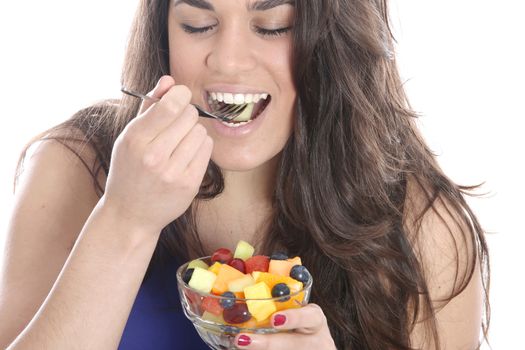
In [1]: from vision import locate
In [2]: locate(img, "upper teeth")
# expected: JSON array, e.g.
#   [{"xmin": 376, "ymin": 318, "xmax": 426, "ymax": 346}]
[{"xmin": 208, "ymin": 92, "xmax": 269, "ymax": 105}]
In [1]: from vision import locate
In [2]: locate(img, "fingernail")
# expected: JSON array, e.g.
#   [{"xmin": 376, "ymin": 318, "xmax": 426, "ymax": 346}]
[
  {"xmin": 273, "ymin": 314, "xmax": 286, "ymax": 327},
  {"xmin": 237, "ymin": 334, "xmax": 252, "ymax": 346}
]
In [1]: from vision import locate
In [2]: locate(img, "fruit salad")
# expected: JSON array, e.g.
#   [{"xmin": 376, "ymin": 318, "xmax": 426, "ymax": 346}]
[{"xmin": 178, "ymin": 240, "xmax": 312, "ymax": 330}]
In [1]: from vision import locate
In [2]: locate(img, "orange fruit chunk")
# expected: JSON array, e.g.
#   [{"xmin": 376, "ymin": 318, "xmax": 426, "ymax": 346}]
[
  {"xmin": 275, "ymin": 291, "xmax": 305, "ymax": 311},
  {"xmin": 254, "ymin": 272, "xmax": 303, "ymax": 293}
]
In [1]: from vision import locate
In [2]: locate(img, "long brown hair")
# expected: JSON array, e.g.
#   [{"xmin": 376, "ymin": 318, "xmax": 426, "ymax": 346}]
[{"xmin": 17, "ymin": 0, "xmax": 490, "ymax": 349}]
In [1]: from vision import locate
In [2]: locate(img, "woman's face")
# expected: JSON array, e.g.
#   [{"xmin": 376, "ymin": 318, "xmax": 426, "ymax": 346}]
[{"xmin": 168, "ymin": 0, "xmax": 296, "ymax": 172}]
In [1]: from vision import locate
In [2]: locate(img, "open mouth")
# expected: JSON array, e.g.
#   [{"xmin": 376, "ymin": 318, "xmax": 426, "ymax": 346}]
[{"xmin": 206, "ymin": 92, "xmax": 272, "ymax": 126}]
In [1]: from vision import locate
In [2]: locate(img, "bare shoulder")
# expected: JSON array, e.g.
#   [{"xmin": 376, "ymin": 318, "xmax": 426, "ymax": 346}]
[
  {"xmin": 0, "ymin": 135, "xmax": 105, "ymax": 347},
  {"xmin": 404, "ymin": 177, "xmax": 483, "ymax": 349}
]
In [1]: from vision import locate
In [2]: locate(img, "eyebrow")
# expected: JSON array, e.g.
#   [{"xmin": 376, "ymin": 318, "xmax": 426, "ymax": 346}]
[
  {"xmin": 173, "ymin": 0, "xmax": 295, "ymax": 12},
  {"xmin": 250, "ymin": 0, "xmax": 295, "ymax": 11}
]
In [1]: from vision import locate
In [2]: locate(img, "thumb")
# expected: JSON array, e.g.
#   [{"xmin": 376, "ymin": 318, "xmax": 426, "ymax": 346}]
[{"xmin": 139, "ymin": 75, "xmax": 176, "ymax": 114}]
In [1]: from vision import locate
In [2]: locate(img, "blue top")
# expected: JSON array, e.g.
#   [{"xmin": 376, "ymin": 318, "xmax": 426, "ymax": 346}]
[{"xmin": 118, "ymin": 258, "xmax": 209, "ymax": 350}]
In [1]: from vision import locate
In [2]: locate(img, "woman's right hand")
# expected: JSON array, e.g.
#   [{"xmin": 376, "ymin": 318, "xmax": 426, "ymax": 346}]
[{"xmin": 102, "ymin": 75, "xmax": 213, "ymax": 234}]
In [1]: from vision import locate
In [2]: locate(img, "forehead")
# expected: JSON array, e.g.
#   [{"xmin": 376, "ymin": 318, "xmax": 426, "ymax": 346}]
[{"xmin": 173, "ymin": 0, "xmax": 295, "ymax": 12}]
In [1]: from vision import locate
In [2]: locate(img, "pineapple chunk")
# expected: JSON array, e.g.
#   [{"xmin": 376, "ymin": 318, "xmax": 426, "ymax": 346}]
[
  {"xmin": 251, "ymin": 271, "xmax": 262, "ymax": 282},
  {"xmin": 244, "ymin": 282, "xmax": 277, "ymax": 322},
  {"xmin": 208, "ymin": 262, "xmax": 222, "ymax": 275}
]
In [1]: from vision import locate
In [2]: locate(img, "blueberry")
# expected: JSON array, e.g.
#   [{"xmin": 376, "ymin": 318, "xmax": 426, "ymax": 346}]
[
  {"xmin": 182, "ymin": 268, "xmax": 194, "ymax": 284},
  {"xmin": 271, "ymin": 283, "xmax": 291, "ymax": 302},
  {"xmin": 220, "ymin": 291, "xmax": 236, "ymax": 309},
  {"xmin": 270, "ymin": 252, "xmax": 288, "ymax": 260},
  {"xmin": 290, "ymin": 265, "xmax": 310, "ymax": 284}
]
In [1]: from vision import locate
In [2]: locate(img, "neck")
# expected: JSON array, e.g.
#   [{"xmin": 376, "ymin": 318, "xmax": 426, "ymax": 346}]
[{"xmin": 195, "ymin": 155, "xmax": 280, "ymax": 252}]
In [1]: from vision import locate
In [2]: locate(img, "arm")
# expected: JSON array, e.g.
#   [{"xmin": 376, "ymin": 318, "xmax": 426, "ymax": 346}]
[
  {"xmin": 0, "ymin": 139, "xmax": 108, "ymax": 348},
  {"xmin": 1, "ymin": 76, "xmax": 213, "ymax": 349},
  {"xmin": 1, "ymin": 139, "xmax": 160, "ymax": 350},
  {"xmin": 405, "ymin": 180, "xmax": 484, "ymax": 350}
]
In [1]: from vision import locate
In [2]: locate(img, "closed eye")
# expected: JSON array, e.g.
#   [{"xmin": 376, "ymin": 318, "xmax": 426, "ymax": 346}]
[
  {"xmin": 181, "ymin": 24, "xmax": 217, "ymax": 34},
  {"xmin": 254, "ymin": 26, "xmax": 292, "ymax": 37},
  {"xmin": 181, "ymin": 24, "xmax": 292, "ymax": 37}
]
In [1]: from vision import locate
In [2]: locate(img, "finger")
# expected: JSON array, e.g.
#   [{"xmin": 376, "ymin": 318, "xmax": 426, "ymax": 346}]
[
  {"xmin": 234, "ymin": 331, "xmax": 321, "ymax": 350},
  {"xmin": 270, "ymin": 304, "xmax": 327, "ymax": 334},
  {"xmin": 142, "ymin": 104, "xmax": 199, "ymax": 166},
  {"xmin": 133, "ymin": 84, "xmax": 193, "ymax": 141},
  {"xmin": 184, "ymin": 135, "xmax": 213, "ymax": 181},
  {"xmin": 165, "ymin": 123, "xmax": 209, "ymax": 174},
  {"xmin": 138, "ymin": 75, "xmax": 175, "ymax": 114}
]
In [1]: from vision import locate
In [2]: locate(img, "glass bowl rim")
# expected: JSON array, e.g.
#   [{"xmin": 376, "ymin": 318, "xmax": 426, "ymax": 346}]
[{"xmin": 176, "ymin": 255, "xmax": 313, "ymax": 302}]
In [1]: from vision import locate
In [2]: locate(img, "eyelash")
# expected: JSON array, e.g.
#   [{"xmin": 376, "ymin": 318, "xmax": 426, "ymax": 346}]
[{"xmin": 181, "ymin": 24, "xmax": 292, "ymax": 37}]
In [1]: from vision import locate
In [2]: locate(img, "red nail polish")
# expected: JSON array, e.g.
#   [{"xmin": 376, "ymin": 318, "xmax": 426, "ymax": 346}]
[
  {"xmin": 237, "ymin": 334, "xmax": 252, "ymax": 346},
  {"xmin": 273, "ymin": 314, "xmax": 286, "ymax": 326}
]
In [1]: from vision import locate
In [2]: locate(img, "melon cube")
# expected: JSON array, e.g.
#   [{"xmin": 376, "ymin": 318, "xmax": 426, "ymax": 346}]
[
  {"xmin": 202, "ymin": 310, "xmax": 226, "ymax": 324},
  {"xmin": 212, "ymin": 263, "xmax": 246, "ymax": 295},
  {"xmin": 287, "ymin": 256, "xmax": 302, "ymax": 266},
  {"xmin": 243, "ymin": 282, "xmax": 277, "ymax": 322},
  {"xmin": 228, "ymin": 274, "xmax": 255, "ymax": 293},
  {"xmin": 233, "ymin": 240, "xmax": 255, "ymax": 261},
  {"xmin": 188, "ymin": 259, "xmax": 209, "ymax": 270},
  {"xmin": 268, "ymin": 259, "xmax": 295, "ymax": 277},
  {"xmin": 188, "ymin": 267, "xmax": 217, "ymax": 294}
]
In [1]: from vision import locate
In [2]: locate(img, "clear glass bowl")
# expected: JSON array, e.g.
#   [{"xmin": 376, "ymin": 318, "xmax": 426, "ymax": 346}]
[{"xmin": 176, "ymin": 256, "xmax": 313, "ymax": 350}]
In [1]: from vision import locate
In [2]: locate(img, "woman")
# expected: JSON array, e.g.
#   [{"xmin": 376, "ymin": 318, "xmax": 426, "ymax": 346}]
[{"xmin": 0, "ymin": 0, "xmax": 489, "ymax": 349}]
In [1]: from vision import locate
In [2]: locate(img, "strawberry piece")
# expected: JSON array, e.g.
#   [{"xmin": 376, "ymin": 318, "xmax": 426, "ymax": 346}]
[
  {"xmin": 201, "ymin": 296, "xmax": 223, "ymax": 316},
  {"xmin": 245, "ymin": 255, "xmax": 270, "ymax": 274}
]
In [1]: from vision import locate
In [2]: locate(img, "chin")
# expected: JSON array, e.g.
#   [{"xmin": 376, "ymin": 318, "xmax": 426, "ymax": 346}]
[
  {"xmin": 211, "ymin": 155, "xmax": 263, "ymax": 172},
  {"xmin": 210, "ymin": 148, "xmax": 283, "ymax": 173}
]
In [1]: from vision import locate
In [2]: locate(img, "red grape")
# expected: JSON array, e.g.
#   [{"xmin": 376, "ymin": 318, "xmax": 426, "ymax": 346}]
[
  {"xmin": 222, "ymin": 303, "xmax": 251, "ymax": 324},
  {"xmin": 211, "ymin": 248, "xmax": 233, "ymax": 264},
  {"xmin": 228, "ymin": 258, "xmax": 246, "ymax": 273}
]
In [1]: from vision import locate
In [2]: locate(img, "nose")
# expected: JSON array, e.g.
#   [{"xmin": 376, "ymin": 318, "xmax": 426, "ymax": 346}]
[{"xmin": 206, "ymin": 23, "xmax": 257, "ymax": 75}]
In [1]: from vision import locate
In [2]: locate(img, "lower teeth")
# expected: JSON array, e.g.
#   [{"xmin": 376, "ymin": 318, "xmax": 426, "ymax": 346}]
[{"xmin": 221, "ymin": 119, "xmax": 253, "ymax": 128}]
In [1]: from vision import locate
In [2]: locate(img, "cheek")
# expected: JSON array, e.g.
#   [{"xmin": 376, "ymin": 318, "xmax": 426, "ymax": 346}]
[
  {"xmin": 259, "ymin": 41, "xmax": 294, "ymax": 84},
  {"xmin": 168, "ymin": 34, "xmax": 205, "ymax": 83},
  {"xmin": 170, "ymin": 49, "xmax": 196, "ymax": 83}
]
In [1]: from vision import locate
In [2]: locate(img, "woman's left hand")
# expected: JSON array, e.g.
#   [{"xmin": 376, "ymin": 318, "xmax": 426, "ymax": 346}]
[{"xmin": 233, "ymin": 304, "xmax": 337, "ymax": 349}]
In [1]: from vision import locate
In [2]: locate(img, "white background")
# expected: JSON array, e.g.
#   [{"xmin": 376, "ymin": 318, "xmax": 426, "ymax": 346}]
[{"xmin": 0, "ymin": 1, "xmax": 523, "ymax": 348}]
